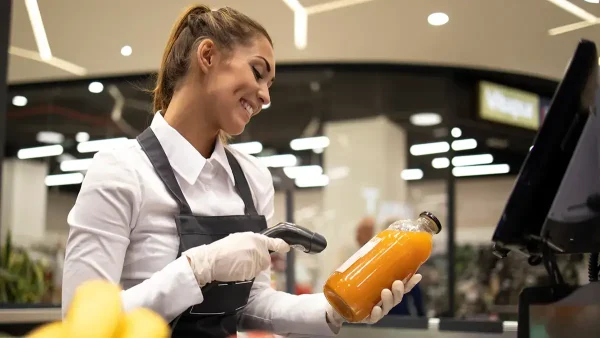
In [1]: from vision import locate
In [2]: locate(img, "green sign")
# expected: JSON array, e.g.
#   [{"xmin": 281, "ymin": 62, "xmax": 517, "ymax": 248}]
[{"xmin": 479, "ymin": 81, "xmax": 540, "ymax": 130}]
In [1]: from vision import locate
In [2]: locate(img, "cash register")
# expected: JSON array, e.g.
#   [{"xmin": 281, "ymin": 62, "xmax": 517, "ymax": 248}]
[{"xmin": 491, "ymin": 39, "xmax": 599, "ymax": 338}]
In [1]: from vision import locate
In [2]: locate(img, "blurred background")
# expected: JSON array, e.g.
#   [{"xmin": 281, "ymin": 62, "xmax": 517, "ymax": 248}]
[{"xmin": 1, "ymin": 0, "xmax": 600, "ymax": 336}]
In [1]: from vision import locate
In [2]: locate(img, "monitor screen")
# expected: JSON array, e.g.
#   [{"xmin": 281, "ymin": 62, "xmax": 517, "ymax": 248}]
[{"xmin": 492, "ymin": 40, "xmax": 598, "ymax": 257}]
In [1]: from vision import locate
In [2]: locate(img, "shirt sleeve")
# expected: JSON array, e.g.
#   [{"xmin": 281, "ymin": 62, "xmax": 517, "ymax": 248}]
[
  {"xmin": 238, "ymin": 168, "xmax": 336, "ymax": 337},
  {"xmin": 61, "ymin": 150, "xmax": 204, "ymax": 322}
]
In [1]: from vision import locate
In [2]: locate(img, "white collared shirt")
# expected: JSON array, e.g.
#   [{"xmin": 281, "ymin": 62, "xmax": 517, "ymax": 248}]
[{"xmin": 62, "ymin": 113, "xmax": 335, "ymax": 337}]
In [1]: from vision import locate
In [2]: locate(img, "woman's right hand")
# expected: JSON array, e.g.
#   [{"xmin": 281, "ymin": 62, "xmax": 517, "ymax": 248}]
[{"xmin": 183, "ymin": 232, "xmax": 290, "ymax": 287}]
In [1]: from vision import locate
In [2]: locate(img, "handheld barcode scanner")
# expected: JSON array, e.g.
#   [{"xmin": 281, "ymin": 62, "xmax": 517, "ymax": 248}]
[
  {"xmin": 261, "ymin": 222, "xmax": 328, "ymax": 254},
  {"xmin": 198, "ymin": 223, "xmax": 327, "ymax": 295}
]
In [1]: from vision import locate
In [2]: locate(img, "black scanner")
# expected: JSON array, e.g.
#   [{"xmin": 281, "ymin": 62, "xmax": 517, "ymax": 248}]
[{"xmin": 260, "ymin": 222, "xmax": 327, "ymax": 254}]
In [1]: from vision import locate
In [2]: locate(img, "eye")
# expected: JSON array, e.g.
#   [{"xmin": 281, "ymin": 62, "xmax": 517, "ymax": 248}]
[{"xmin": 251, "ymin": 66, "xmax": 263, "ymax": 81}]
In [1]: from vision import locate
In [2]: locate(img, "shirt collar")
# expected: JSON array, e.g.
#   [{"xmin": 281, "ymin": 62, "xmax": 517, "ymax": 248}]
[{"xmin": 149, "ymin": 113, "xmax": 234, "ymax": 185}]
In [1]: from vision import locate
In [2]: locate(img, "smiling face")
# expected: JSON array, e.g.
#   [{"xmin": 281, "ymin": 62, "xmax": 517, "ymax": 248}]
[{"xmin": 195, "ymin": 36, "xmax": 275, "ymax": 136}]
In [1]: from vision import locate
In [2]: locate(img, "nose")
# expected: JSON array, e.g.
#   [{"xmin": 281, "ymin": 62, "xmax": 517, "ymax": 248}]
[{"xmin": 258, "ymin": 84, "xmax": 271, "ymax": 109}]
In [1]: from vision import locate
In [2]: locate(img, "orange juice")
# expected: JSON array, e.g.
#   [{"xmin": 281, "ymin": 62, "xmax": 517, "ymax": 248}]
[{"xmin": 323, "ymin": 211, "xmax": 441, "ymax": 322}]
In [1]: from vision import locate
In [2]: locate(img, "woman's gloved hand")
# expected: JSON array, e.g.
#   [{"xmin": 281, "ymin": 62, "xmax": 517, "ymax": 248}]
[
  {"xmin": 183, "ymin": 232, "xmax": 290, "ymax": 287},
  {"xmin": 325, "ymin": 274, "xmax": 423, "ymax": 328}
]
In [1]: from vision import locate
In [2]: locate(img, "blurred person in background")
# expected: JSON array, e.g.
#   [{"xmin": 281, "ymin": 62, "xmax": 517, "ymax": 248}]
[{"xmin": 61, "ymin": 4, "xmax": 420, "ymax": 338}]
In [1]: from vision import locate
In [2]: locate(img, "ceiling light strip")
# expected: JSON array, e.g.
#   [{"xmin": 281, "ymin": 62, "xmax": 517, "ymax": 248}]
[
  {"xmin": 24, "ymin": 0, "xmax": 52, "ymax": 60},
  {"xmin": 546, "ymin": 0, "xmax": 597, "ymax": 23},
  {"xmin": 305, "ymin": 0, "xmax": 375, "ymax": 15},
  {"xmin": 452, "ymin": 164, "xmax": 510, "ymax": 177},
  {"xmin": 548, "ymin": 20, "xmax": 599, "ymax": 35},
  {"xmin": 9, "ymin": 46, "xmax": 87, "ymax": 76},
  {"xmin": 17, "ymin": 145, "xmax": 63, "ymax": 159}
]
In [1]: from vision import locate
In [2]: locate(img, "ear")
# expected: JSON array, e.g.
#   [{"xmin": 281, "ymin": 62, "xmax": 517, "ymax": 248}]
[{"xmin": 196, "ymin": 39, "xmax": 216, "ymax": 74}]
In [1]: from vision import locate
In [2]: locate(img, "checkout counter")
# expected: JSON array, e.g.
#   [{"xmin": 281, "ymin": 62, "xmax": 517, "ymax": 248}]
[{"xmin": 0, "ymin": 307, "xmax": 518, "ymax": 337}]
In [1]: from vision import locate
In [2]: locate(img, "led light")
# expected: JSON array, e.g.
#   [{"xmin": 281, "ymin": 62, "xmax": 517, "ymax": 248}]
[
  {"xmin": 45, "ymin": 173, "xmax": 84, "ymax": 186},
  {"xmin": 121, "ymin": 45, "xmax": 132, "ymax": 56},
  {"xmin": 36, "ymin": 131, "xmax": 64, "ymax": 144},
  {"xmin": 258, "ymin": 154, "xmax": 298, "ymax": 167},
  {"xmin": 229, "ymin": 141, "xmax": 263, "ymax": 155},
  {"xmin": 452, "ymin": 154, "xmax": 493, "ymax": 167},
  {"xmin": 8, "ymin": 46, "xmax": 87, "ymax": 76},
  {"xmin": 432, "ymin": 157, "xmax": 450, "ymax": 169},
  {"xmin": 283, "ymin": 165, "xmax": 323, "ymax": 179},
  {"xmin": 401, "ymin": 169, "xmax": 424, "ymax": 180},
  {"xmin": 409, "ymin": 142, "xmax": 450, "ymax": 156},
  {"xmin": 262, "ymin": 102, "xmax": 271, "ymax": 109},
  {"xmin": 428, "ymin": 12, "xmax": 449, "ymax": 26},
  {"xmin": 75, "ymin": 132, "xmax": 90, "ymax": 143},
  {"xmin": 88, "ymin": 82, "xmax": 104, "ymax": 93},
  {"xmin": 25, "ymin": 0, "xmax": 52, "ymax": 61},
  {"xmin": 17, "ymin": 145, "xmax": 63, "ymax": 159},
  {"xmin": 585, "ymin": 0, "xmax": 599, "ymax": 3},
  {"xmin": 295, "ymin": 174, "xmax": 329, "ymax": 188},
  {"xmin": 60, "ymin": 158, "xmax": 93, "ymax": 172},
  {"xmin": 12, "ymin": 96, "xmax": 27, "ymax": 107},
  {"xmin": 452, "ymin": 164, "xmax": 510, "ymax": 177},
  {"xmin": 409, "ymin": 112, "xmax": 442, "ymax": 126},
  {"xmin": 451, "ymin": 127, "xmax": 462, "ymax": 138},
  {"xmin": 546, "ymin": 0, "xmax": 597, "ymax": 22},
  {"xmin": 451, "ymin": 138, "xmax": 477, "ymax": 151},
  {"xmin": 290, "ymin": 136, "xmax": 330, "ymax": 151},
  {"xmin": 77, "ymin": 137, "xmax": 130, "ymax": 153}
]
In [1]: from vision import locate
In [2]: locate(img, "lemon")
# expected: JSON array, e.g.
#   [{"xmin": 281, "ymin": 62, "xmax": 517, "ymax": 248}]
[
  {"xmin": 63, "ymin": 280, "xmax": 123, "ymax": 338},
  {"xmin": 115, "ymin": 308, "xmax": 170, "ymax": 338}
]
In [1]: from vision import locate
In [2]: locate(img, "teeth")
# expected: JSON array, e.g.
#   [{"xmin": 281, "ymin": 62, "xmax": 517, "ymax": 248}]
[{"xmin": 241, "ymin": 99, "xmax": 254, "ymax": 116}]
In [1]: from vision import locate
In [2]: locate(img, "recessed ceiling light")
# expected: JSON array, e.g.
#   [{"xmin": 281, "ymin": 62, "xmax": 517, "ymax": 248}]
[
  {"xmin": 12, "ymin": 95, "xmax": 27, "ymax": 107},
  {"xmin": 88, "ymin": 81, "xmax": 104, "ymax": 93},
  {"xmin": 451, "ymin": 127, "xmax": 462, "ymax": 138},
  {"xmin": 409, "ymin": 112, "xmax": 442, "ymax": 126},
  {"xmin": 428, "ymin": 12, "xmax": 449, "ymax": 26},
  {"xmin": 121, "ymin": 45, "xmax": 132, "ymax": 56},
  {"xmin": 75, "ymin": 132, "xmax": 90, "ymax": 143}
]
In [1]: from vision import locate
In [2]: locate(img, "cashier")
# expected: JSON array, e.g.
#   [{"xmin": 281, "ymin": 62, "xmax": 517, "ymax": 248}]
[{"xmin": 61, "ymin": 4, "xmax": 421, "ymax": 338}]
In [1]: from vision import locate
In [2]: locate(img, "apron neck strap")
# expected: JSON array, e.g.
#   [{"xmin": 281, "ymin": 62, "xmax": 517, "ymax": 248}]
[
  {"xmin": 224, "ymin": 149, "xmax": 258, "ymax": 216},
  {"xmin": 137, "ymin": 128, "xmax": 193, "ymax": 215}
]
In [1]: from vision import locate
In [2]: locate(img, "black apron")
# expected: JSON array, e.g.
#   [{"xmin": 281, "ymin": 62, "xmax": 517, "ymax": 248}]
[{"xmin": 137, "ymin": 128, "xmax": 267, "ymax": 338}]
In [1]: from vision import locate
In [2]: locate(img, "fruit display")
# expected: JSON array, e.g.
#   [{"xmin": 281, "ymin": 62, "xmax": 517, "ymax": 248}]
[{"xmin": 25, "ymin": 280, "xmax": 170, "ymax": 338}]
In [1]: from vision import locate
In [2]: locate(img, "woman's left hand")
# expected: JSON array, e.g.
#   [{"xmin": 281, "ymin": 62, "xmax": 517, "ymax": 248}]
[{"xmin": 325, "ymin": 274, "xmax": 423, "ymax": 328}]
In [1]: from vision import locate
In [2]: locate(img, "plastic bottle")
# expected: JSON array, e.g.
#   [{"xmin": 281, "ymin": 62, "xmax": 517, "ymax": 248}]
[{"xmin": 323, "ymin": 211, "xmax": 442, "ymax": 322}]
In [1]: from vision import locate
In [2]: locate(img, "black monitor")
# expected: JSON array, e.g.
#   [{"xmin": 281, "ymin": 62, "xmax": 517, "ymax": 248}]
[{"xmin": 492, "ymin": 40, "xmax": 599, "ymax": 258}]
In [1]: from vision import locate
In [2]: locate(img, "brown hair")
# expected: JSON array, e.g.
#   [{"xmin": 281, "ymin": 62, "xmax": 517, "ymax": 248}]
[{"xmin": 153, "ymin": 5, "xmax": 272, "ymax": 143}]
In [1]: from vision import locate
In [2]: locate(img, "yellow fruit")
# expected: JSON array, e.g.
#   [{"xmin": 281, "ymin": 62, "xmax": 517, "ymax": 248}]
[
  {"xmin": 115, "ymin": 308, "xmax": 170, "ymax": 338},
  {"xmin": 26, "ymin": 321, "xmax": 65, "ymax": 338},
  {"xmin": 64, "ymin": 280, "xmax": 124, "ymax": 338}
]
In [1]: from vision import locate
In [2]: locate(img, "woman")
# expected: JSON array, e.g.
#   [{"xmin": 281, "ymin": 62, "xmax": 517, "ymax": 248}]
[{"xmin": 62, "ymin": 5, "xmax": 421, "ymax": 337}]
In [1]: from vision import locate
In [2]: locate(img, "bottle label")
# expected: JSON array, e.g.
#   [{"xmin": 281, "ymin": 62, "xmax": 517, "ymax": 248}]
[{"xmin": 336, "ymin": 237, "xmax": 382, "ymax": 273}]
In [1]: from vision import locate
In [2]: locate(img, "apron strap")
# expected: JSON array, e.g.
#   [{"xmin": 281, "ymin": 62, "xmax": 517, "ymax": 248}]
[
  {"xmin": 137, "ymin": 128, "xmax": 193, "ymax": 215},
  {"xmin": 225, "ymin": 149, "xmax": 258, "ymax": 216}
]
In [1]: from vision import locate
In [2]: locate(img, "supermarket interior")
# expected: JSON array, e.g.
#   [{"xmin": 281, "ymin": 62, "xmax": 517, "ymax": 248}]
[{"xmin": 1, "ymin": 0, "xmax": 600, "ymax": 337}]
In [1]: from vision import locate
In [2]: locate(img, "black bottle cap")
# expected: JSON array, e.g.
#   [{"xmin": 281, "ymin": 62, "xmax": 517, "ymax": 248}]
[{"xmin": 420, "ymin": 211, "xmax": 442, "ymax": 234}]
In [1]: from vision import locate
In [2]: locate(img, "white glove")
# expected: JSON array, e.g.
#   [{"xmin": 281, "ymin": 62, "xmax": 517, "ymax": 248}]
[
  {"xmin": 183, "ymin": 232, "xmax": 290, "ymax": 287},
  {"xmin": 326, "ymin": 274, "xmax": 423, "ymax": 328}
]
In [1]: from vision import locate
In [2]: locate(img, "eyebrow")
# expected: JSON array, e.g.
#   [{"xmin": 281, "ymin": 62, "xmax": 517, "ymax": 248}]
[{"xmin": 257, "ymin": 56, "xmax": 271, "ymax": 73}]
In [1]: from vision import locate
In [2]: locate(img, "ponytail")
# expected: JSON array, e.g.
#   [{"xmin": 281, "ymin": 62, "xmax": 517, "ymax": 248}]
[{"xmin": 153, "ymin": 5, "xmax": 211, "ymax": 113}]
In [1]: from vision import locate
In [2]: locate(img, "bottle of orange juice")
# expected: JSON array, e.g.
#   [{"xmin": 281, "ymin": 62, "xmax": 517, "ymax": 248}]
[{"xmin": 323, "ymin": 211, "xmax": 441, "ymax": 322}]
